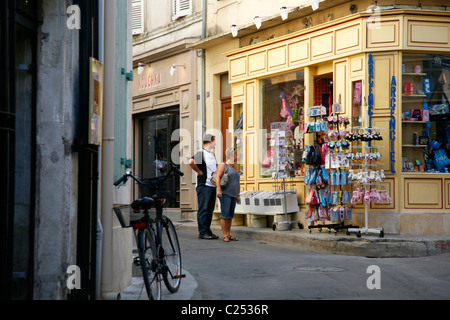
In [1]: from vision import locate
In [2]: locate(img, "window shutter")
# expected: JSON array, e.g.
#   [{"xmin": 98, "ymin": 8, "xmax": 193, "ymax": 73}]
[
  {"xmin": 132, "ymin": 0, "xmax": 144, "ymax": 35},
  {"xmin": 172, "ymin": 0, "xmax": 192, "ymax": 21}
]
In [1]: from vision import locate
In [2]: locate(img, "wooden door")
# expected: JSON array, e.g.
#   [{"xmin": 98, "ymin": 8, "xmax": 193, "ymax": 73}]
[{"xmin": 221, "ymin": 97, "xmax": 232, "ymax": 163}]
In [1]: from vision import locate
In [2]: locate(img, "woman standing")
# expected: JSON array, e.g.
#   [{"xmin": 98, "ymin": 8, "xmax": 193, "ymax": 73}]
[{"xmin": 216, "ymin": 148, "xmax": 241, "ymax": 242}]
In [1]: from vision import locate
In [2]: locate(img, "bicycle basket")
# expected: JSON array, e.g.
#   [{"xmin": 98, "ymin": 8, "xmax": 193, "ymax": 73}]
[
  {"xmin": 113, "ymin": 207, "xmax": 131, "ymax": 228},
  {"xmin": 137, "ymin": 179, "xmax": 157, "ymax": 198},
  {"xmin": 113, "ymin": 206, "xmax": 143, "ymax": 228}
]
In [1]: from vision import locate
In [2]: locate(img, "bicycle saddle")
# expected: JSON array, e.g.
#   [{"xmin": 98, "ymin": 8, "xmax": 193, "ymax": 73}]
[{"xmin": 132, "ymin": 197, "xmax": 154, "ymax": 211}]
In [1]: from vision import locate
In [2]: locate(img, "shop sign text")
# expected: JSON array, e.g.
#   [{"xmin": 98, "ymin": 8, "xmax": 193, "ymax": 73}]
[
  {"xmin": 390, "ymin": 76, "xmax": 396, "ymax": 174},
  {"xmin": 368, "ymin": 54, "xmax": 374, "ymax": 127},
  {"xmin": 138, "ymin": 72, "xmax": 162, "ymax": 91}
]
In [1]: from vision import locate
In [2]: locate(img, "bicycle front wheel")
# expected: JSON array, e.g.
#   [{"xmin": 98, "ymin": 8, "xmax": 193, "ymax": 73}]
[
  {"xmin": 138, "ymin": 227, "xmax": 161, "ymax": 300},
  {"xmin": 161, "ymin": 217, "xmax": 182, "ymax": 293}
]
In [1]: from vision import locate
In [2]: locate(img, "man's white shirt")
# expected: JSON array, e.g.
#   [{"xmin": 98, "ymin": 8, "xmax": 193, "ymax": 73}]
[{"xmin": 203, "ymin": 149, "xmax": 217, "ymax": 187}]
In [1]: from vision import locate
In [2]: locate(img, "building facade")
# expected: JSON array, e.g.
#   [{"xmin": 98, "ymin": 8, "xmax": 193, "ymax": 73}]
[
  {"xmin": 132, "ymin": 0, "xmax": 208, "ymax": 214},
  {"xmin": 191, "ymin": 0, "xmax": 450, "ymax": 235},
  {"xmin": 130, "ymin": 1, "xmax": 450, "ymax": 235}
]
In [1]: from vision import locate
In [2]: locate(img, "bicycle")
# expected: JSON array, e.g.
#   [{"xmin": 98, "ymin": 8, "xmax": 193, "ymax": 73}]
[{"xmin": 113, "ymin": 163, "xmax": 185, "ymax": 300}]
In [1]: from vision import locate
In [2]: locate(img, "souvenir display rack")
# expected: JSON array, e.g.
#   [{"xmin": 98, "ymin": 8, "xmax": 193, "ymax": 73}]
[
  {"xmin": 347, "ymin": 126, "xmax": 389, "ymax": 238},
  {"xmin": 303, "ymin": 106, "xmax": 358, "ymax": 234},
  {"xmin": 267, "ymin": 122, "xmax": 302, "ymax": 231}
]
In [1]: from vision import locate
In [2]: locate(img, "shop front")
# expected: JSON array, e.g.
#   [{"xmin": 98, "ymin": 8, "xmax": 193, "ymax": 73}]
[
  {"xmin": 132, "ymin": 49, "xmax": 198, "ymax": 212},
  {"xmin": 225, "ymin": 10, "xmax": 450, "ymax": 235}
]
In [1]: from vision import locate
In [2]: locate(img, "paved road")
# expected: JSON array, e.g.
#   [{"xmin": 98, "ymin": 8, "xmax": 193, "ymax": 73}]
[{"xmin": 178, "ymin": 231, "xmax": 450, "ymax": 300}]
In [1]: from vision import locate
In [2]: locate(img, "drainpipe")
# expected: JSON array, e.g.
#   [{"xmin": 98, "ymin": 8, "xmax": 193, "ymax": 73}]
[
  {"xmin": 95, "ymin": 0, "xmax": 104, "ymax": 301},
  {"xmin": 101, "ymin": 0, "xmax": 119, "ymax": 300},
  {"xmin": 201, "ymin": 0, "xmax": 207, "ymax": 135}
]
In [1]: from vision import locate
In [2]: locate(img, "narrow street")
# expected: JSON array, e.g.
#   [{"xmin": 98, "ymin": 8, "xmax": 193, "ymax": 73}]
[
  {"xmin": 178, "ymin": 231, "xmax": 450, "ymax": 300},
  {"xmin": 4, "ymin": 0, "xmax": 450, "ymax": 301}
]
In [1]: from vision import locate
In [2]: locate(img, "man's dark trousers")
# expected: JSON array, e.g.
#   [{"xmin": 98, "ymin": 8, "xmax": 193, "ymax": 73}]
[{"xmin": 196, "ymin": 185, "xmax": 216, "ymax": 236}]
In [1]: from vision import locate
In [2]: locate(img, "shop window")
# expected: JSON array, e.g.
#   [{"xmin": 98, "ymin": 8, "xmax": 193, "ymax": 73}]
[
  {"xmin": 260, "ymin": 70, "xmax": 305, "ymax": 178},
  {"xmin": 401, "ymin": 54, "xmax": 450, "ymax": 173},
  {"xmin": 352, "ymin": 80, "xmax": 363, "ymax": 149},
  {"xmin": 233, "ymin": 103, "xmax": 244, "ymax": 176}
]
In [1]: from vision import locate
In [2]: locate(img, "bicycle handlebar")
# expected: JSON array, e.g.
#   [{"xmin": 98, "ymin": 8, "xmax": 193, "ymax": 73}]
[
  {"xmin": 113, "ymin": 162, "xmax": 184, "ymax": 188},
  {"xmin": 171, "ymin": 164, "xmax": 185, "ymax": 179}
]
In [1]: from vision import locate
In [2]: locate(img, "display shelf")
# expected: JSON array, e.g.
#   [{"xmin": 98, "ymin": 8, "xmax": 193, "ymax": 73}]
[
  {"xmin": 347, "ymin": 127, "xmax": 386, "ymax": 238},
  {"xmin": 402, "ymin": 72, "xmax": 427, "ymax": 76},
  {"xmin": 402, "ymin": 94, "xmax": 427, "ymax": 98},
  {"xmin": 402, "ymin": 144, "xmax": 427, "ymax": 148},
  {"xmin": 266, "ymin": 121, "xmax": 302, "ymax": 231},
  {"xmin": 402, "ymin": 121, "xmax": 427, "ymax": 124}
]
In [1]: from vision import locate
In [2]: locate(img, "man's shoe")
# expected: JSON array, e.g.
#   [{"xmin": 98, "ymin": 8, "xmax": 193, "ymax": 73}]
[{"xmin": 198, "ymin": 233, "xmax": 219, "ymax": 240}]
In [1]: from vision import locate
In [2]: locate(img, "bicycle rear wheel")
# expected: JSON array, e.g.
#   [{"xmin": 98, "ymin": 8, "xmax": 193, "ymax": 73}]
[
  {"xmin": 138, "ymin": 227, "xmax": 161, "ymax": 300},
  {"xmin": 161, "ymin": 217, "xmax": 182, "ymax": 293}
]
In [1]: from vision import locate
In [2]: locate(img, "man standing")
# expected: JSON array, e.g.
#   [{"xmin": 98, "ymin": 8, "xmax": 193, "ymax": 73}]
[{"xmin": 189, "ymin": 134, "xmax": 219, "ymax": 239}]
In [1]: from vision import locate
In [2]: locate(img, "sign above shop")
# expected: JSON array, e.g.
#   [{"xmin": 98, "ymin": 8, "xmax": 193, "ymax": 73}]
[
  {"xmin": 332, "ymin": 102, "xmax": 342, "ymax": 113},
  {"xmin": 307, "ymin": 105, "xmax": 327, "ymax": 117},
  {"xmin": 137, "ymin": 71, "xmax": 162, "ymax": 91}
]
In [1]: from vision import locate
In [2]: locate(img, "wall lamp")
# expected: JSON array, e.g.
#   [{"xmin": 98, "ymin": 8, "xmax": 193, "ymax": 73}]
[
  {"xmin": 230, "ymin": 24, "xmax": 245, "ymax": 37},
  {"xmin": 280, "ymin": 6, "xmax": 296, "ymax": 20},
  {"xmin": 170, "ymin": 64, "xmax": 186, "ymax": 76},
  {"xmin": 137, "ymin": 62, "xmax": 145, "ymax": 75},
  {"xmin": 254, "ymin": 16, "xmax": 270, "ymax": 29},
  {"xmin": 311, "ymin": 0, "xmax": 319, "ymax": 11}
]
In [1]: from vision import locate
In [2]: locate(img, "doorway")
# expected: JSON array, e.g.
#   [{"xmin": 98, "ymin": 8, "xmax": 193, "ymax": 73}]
[
  {"xmin": 221, "ymin": 97, "xmax": 232, "ymax": 162},
  {"xmin": 1, "ymin": 0, "xmax": 38, "ymax": 300},
  {"xmin": 140, "ymin": 110, "xmax": 180, "ymax": 208},
  {"xmin": 314, "ymin": 73, "xmax": 333, "ymax": 115}
]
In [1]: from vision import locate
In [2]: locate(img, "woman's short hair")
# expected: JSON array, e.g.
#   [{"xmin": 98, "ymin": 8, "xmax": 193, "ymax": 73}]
[{"xmin": 225, "ymin": 148, "xmax": 236, "ymax": 160}]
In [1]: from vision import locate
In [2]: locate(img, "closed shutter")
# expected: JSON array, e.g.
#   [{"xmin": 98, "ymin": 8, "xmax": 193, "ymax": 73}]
[
  {"xmin": 132, "ymin": 0, "xmax": 144, "ymax": 35},
  {"xmin": 172, "ymin": 0, "xmax": 192, "ymax": 21}
]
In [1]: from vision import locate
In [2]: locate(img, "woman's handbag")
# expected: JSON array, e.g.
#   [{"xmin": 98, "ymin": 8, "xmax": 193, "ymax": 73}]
[{"xmin": 211, "ymin": 165, "xmax": 229, "ymax": 188}]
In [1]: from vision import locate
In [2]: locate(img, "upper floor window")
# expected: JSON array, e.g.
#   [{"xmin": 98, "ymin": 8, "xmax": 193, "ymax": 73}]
[
  {"xmin": 132, "ymin": 0, "xmax": 144, "ymax": 35},
  {"xmin": 172, "ymin": 0, "xmax": 192, "ymax": 21}
]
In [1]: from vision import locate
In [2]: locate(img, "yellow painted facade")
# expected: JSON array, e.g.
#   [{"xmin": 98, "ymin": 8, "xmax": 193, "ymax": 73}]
[{"xmin": 224, "ymin": 10, "xmax": 450, "ymax": 235}]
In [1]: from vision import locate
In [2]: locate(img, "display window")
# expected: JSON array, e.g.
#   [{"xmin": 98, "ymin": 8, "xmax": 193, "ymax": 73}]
[
  {"xmin": 260, "ymin": 71, "xmax": 305, "ymax": 178},
  {"xmin": 401, "ymin": 53, "xmax": 450, "ymax": 173},
  {"xmin": 233, "ymin": 103, "xmax": 244, "ymax": 175}
]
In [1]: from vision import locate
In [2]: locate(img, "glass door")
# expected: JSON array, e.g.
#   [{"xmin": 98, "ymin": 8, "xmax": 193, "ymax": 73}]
[{"xmin": 141, "ymin": 111, "xmax": 180, "ymax": 207}]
